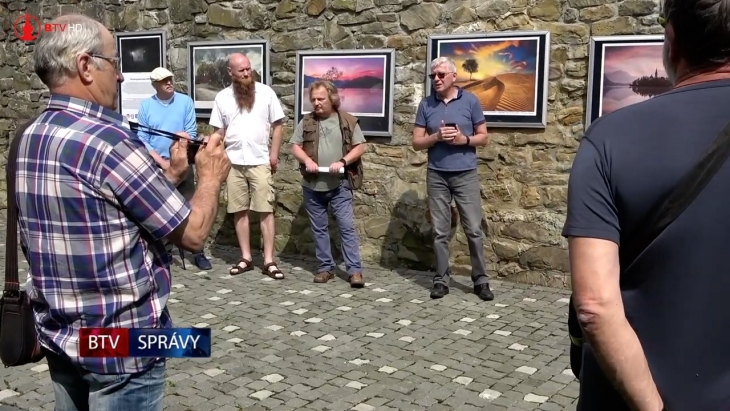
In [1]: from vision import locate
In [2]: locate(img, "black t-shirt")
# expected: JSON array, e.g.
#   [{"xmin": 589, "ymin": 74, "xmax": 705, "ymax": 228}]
[{"xmin": 563, "ymin": 79, "xmax": 730, "ymax": 411}]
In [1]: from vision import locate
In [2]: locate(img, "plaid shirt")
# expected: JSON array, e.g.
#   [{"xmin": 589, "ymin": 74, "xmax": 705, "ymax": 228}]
[{"xmin": 16, "ymin": 95, "xmax": 192, "ymax": 375}]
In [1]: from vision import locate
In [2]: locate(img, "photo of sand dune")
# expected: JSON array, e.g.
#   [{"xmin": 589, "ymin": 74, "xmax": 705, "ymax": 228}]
[{"xmin": 436, "ymin": 37, "xmax": 540, "ymax": 115}]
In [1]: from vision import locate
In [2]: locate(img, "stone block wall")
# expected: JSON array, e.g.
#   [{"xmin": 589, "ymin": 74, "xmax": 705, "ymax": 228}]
[{"xmin": 0, "ymin": 0, "xmax": 664, "ymax": 288}]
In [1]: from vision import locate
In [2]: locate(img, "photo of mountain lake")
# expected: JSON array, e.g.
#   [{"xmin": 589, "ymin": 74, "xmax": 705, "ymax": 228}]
[
  {"xmin": 300, "ymin": 55, "xmax": 387, "ymax": 117},
  {"xmin": 600, "ymin": 43, "xmax": 673, "ymax": 116}
]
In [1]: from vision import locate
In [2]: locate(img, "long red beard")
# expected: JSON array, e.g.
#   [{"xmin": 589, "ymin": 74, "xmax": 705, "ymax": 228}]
[{"xmin": 232, "ymin": 77, "xmax": 255, "ymax": 111}]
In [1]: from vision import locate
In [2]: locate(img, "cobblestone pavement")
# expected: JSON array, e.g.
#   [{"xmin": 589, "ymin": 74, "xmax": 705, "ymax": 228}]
[{"xmin": 0, "ymin": 243, "xmax": 579, "ymax": 411}]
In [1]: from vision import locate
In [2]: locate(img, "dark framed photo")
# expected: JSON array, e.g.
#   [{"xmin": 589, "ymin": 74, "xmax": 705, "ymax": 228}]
[
  {"xmin": 294, "ymin": 49, "xmax": 395, "ymax": 138},
  {"xmin": 426, "ymin": 31, "xmax": 551, "ymax": 129},
  {"xmin": 586, "ymin": 35, "xmax": 672, "ymax": 128},
  {"xmin": 187, "ymin": 39, "xmax": 271, "ymax": 118},
  {"xmin": 114, "ymin": 30, "xmax": 166, "ymax": 122}
]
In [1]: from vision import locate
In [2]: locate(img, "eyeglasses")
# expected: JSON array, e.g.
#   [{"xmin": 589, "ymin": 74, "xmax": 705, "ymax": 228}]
[
  {"xmin": 89, "ymin": 54, "xmax": 120, "ymax": 71},
  {"xmin": 429, "ymin": 72, "xmax": 453, "ymax": 80}
]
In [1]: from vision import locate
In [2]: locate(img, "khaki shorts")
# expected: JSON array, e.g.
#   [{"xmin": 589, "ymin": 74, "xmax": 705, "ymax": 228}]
[{"xmin": 227, "ymin": 164, "xmax": 275, "ymax": 213}]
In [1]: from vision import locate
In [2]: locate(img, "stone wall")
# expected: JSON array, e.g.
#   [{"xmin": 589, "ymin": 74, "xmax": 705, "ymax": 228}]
[{"xmin": 0, "ymin": 0, "xmax": 663, "ymax": 288}]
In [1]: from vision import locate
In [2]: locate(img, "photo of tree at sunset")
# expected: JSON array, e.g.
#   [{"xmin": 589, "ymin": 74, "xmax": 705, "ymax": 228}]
[
  {"xmin": 436, "ymin": 37, "xmax": 540, "ymax": 115},
  {"xmin": 300, "ymin": 55, "xmax": 386, "ymax": 117}
]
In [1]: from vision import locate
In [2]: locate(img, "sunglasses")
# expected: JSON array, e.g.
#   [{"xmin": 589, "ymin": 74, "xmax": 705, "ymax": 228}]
[{"xmin": 429, "ymin": 72, "xmax": 452, "ymax": 80}]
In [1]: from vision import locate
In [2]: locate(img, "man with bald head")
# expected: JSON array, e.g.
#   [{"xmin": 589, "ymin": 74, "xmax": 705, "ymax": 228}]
[
  {"xmin": 18, "ymin": 13, "xmax": 231, "ymax": 410},
  {"xmin": 209, "ymin": 53, "xmax": 286, "ymax": 279}
]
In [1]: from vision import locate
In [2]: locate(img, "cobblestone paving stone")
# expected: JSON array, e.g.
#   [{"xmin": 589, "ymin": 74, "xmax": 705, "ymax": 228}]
[{"xmin": 0, "ymin": 238, "xmax": 579, "ymax": 410}]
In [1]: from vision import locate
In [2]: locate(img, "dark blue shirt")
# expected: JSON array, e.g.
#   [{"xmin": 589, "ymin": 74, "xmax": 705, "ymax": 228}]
[
  {"xmin": 415, "ymin": 88, "xmax": 486, "ymax": 172},
  {"xmin": 563, "ymin": 79, "xmax": 730, "ymax": 411}
]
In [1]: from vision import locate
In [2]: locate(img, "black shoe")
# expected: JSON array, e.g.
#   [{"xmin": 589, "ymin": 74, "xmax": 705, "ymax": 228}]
[
  {"xmin": 430, "ymin": 283, "xmax": 449, "ymax": 299},
  {"xmin": 474, "ymin": 283, "xmax": 494, "ymax": 301}
]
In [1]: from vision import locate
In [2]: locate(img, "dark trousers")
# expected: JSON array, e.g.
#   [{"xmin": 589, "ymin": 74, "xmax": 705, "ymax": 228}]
[{"xmin": 427, "ymin": 168, "xmax": 489, "ymax": 286}]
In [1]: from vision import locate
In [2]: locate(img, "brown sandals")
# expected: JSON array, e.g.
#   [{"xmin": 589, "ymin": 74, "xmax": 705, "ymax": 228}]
[
  {"xmin": 230, "ymin": 259, "xmax": 285, "ymax": 280},
  {"xmin": 263, "ymin": 262, "xmax": 285, "ymax": 280},
  {"xmin": 229, "ymin": 258, "xmax": 254, "ymax": 275}
]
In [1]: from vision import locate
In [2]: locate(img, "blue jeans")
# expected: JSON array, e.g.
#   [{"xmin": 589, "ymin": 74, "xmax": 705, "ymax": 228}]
[
  {"xmin": 45, "ymin": 348, "xmax": 166, "ymax": 411},
  {"xmin": 303, "ymin": 182, "xmax": 363, "ymax": 275}
]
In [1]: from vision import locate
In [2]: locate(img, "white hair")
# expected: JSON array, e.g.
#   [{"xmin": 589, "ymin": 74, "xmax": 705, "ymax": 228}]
[
  {"xmin": 430, "ymin": 56, "xmax": 456, "ymax": 73},
  {"xmin": 33, "ymin": 14, "xmax": 106, "ymax": 88}
]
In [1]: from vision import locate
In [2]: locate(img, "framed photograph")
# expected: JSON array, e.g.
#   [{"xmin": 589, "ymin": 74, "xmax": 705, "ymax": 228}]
[
  {"xmin": 294, "ymin": 49, "xmax": 395, "ymax": 137},
  {"xmin": 114, "ymin": 30, "xmax": 166, "ymax": 122},
  {"xmin": 586, "ymin": 35, "xmax": 672, "ymax": 128},
  {"xmin": 187, "ymin": 39, "xmax": 271, "ymax": 118},
  {"xmin": 426, "ymin": 31, "xmax": 551, "ymax": 129}
]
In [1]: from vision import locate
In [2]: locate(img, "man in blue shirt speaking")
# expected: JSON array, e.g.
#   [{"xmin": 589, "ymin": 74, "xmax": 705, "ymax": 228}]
[
  {"xmin": 412, "ymin": 56, "xmax": 493, "ymax": 301},
  {"xmin": 137, "ymin": 67, "xmax": 213, "ymax": 270}
]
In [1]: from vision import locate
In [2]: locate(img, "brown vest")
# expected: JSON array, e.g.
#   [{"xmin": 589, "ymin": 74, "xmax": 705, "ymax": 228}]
[{"xmin": 299, "ymin": 110, "xmax": 364, "ymax": 190}]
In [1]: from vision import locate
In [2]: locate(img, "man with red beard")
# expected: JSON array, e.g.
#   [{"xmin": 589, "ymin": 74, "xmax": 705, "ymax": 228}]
[{"xmin": 209, "ymin": 53, "xmax": 286, "ymax": 279}]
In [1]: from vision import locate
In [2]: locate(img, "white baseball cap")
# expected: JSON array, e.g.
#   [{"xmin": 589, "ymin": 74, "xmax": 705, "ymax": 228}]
[{"xmin": 150, "ymin": 67, "xmax": 174, "ymax": 82}]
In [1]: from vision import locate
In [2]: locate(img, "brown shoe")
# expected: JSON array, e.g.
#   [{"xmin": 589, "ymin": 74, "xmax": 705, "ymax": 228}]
[
  {"xmin": 349, "ymin": 273, "xmax": 364, "ymax": 288},
  {"xmin": 313, "ymin": 271, "xmax": 335, "ymax": 283}
]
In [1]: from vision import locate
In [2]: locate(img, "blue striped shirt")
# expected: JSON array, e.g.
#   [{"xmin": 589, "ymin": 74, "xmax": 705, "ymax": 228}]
[{"xmin": 17, "ymin": 94, "xmax": 191, "ymax": 374}]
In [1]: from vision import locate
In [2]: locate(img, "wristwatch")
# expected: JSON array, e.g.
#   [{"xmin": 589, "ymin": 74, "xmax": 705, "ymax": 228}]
[
  {"xmin": 339, "ymin": 157, "xmax": 348, "ymax": 166},
  {"xmin": 465, "ymin": 136, "xmax": 471, "ymax": 146}
]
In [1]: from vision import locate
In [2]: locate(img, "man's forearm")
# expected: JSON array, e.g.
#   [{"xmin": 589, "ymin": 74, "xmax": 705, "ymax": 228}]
[
  {"xmin": 270, "ymin": 124, "xmax": 283, "ymax": 158},
  {"xmin": 469, "ymin": 131, "xmax": 489, "ymax": 146},
  {"xmin": 290, "ymin": 144, "xmax": 312, "ymax": 164},
  {"xmin": 412, "ymin": 132, "xmax": 438, "ymax": 151},
  {"xmin": 343, "ymin": 143, "xmax": 366, "ymax": 164},
  {"xmin": 185, "ymin": 178, "xmax": 222, "ymax": 249},
  {"xmin": 579, "ymin": 308, "xmax": 663, "ymax": 410}
]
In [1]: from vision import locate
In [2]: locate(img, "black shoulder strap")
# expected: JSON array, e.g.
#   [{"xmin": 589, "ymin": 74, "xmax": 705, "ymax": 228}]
[
  {"xmin": 4, "ymin": 117, "xmax": 39, "ymax": 294},
  {"xmin": 620, "ymin": 119, "xmax": 730, "ymax": 271}
]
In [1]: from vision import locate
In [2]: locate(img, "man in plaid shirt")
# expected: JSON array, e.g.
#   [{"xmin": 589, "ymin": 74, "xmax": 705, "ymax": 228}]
[{"xmin": 17, "ymin": 14, "xmax": 231, "ymax": 410}]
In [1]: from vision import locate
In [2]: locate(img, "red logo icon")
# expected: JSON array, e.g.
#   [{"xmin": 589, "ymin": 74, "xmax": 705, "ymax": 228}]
[{"xmin": 13, "ymin": 13, "xmax": 41, "ymax": 42}]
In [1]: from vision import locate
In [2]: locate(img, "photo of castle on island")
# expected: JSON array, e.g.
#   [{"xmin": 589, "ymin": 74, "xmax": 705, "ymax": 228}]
[{"xmin": 599, "ymin": 43, "xmax": 673, "ymax": 117}]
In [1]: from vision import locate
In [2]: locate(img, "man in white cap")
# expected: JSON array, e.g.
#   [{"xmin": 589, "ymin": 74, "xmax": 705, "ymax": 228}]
[{"xmin": 137, "ymin": 67, "xmax": 213, "ymax": 270}]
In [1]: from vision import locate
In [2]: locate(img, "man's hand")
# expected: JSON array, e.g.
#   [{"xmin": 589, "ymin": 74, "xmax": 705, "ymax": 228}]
[
  {"xmin": 167, "ymin": 138, "xmax": 190, "ymax": 184},
  {"xmin": 329, "ymin": 161, "xmax": 344, "ymax": 174},
  {"xmin": 270, "ymin": 152, "xmax": 279, "ymax": 173},
  {"xmin": 305, "ymin": 159, "xmax": 318, "ymax": 173},
  {"xmin": 439, "ymin": 120, "xmax": 456, "ymax": 142},
  {"xmin": 447, "ymin": 125, "xmax": 467, "ymax": 145},
  {"xmin": 175, "ymin": 131, "xmax": 191, "ymax": 140},
  {"xmin": 195, "ymin": 133, "xmax": 231, "ymax": 185}
]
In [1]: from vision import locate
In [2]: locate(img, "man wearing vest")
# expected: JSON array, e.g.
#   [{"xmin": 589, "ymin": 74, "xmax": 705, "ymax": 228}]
[{"xmin": 289, "ymin": 80, "xmax": 367, "ymax": 287}]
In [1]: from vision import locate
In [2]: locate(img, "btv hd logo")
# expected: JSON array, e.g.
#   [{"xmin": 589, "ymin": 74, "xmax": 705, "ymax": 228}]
[{"xmin": 13, "ymin": 13, "xmax": 84, "ymax": 42}]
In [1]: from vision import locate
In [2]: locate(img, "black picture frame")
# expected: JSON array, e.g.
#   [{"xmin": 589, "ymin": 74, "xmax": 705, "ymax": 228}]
[
  {"xmin": 426, "ymin": 31, "xmax": 551, "ymax": 129},
  {"xmin": 586, "ymin": 35, "xmax": 670, "ymax": 128},
  {"xmin": 187, "ymin": 39, "xmax": 271, "ymax": 119},
  {"xmin": 294, "ymin": 49, "xmax": 396, "ymax": 138},
  {"xmin": 114, "ymin": 30, "xmax": 166, "ymax": 122}
]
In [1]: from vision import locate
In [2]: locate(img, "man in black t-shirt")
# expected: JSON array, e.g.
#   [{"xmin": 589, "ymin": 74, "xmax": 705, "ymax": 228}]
[{"xmin": 563, "ymin": 1, "xmax": 730, "ymax": 410}]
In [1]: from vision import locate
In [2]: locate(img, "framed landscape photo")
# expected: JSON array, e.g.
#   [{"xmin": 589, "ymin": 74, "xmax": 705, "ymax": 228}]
[
  {"xmin": 426, "ymin": 31, "xmax": 551, "ymax": 128},
  {"xmin": 294, "ymin": 49, "xmax": 395, "ymax": 138},
  {"xmin": 586, "ymin": 35, "xmax": 672, "ymax": 128},
  {"xmin": 114, "ymin": 30, "xmax": 166, "ymax": 122},
  {"xmin": 187, "ymin": 39, "xmax": 271, "ymax": 118}
]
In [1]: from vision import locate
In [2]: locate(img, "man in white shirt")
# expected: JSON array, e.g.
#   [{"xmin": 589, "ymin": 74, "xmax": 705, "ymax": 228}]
[{"xmin": 209, "ymin": 53, "xmax": 286, "ymax": 279}]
